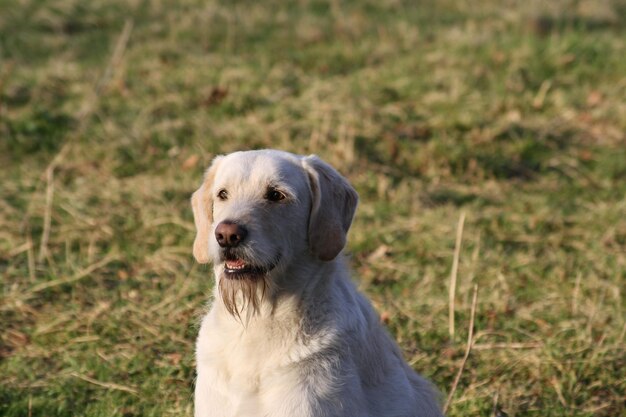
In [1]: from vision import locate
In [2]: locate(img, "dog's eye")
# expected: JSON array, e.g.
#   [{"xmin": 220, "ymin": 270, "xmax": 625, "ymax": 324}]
[
  {"xmin": 265, "ymin": 188, "xmax": 285, "ymax": 202},
  {"xmin": 217, "ymin": 189, "xmax": 228, "ymax": 201}
]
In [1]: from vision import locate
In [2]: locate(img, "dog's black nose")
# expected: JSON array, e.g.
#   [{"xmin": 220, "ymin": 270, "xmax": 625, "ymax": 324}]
[{"xmin": 215, "ymin": 221, "xmax": 248, "ymax": 248}]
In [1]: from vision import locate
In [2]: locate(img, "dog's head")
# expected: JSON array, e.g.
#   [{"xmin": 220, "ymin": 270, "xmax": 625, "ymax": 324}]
[{"xmin": 191, "ymin": 150, "xmax": 358, "ymax": 316}]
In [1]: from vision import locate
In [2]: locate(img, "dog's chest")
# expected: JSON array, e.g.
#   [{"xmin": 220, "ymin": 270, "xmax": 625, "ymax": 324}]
[{"xmin": 197, "ymin": 312, "xmax": 300, "ymax": 397}]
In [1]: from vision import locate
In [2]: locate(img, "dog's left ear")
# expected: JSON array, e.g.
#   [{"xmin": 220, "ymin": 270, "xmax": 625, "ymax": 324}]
[
  {"xmin": 302, "ymin": 155, "xmax": 359, "ymax": 261},
  {"xmin": 191, "ymin": 156, "xmax": 223, "ymax": 264}
]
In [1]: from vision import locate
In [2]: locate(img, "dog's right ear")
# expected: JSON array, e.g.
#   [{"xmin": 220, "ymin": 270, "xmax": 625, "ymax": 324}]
[{"xmin": 191, "ymin": 156, "xmax": 223, "ymax": 264}]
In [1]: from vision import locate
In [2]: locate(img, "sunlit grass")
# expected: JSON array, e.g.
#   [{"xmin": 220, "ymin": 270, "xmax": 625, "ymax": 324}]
[{"xmin": 1, "ymin": 0, "xmax": 625, "ymax": 416}]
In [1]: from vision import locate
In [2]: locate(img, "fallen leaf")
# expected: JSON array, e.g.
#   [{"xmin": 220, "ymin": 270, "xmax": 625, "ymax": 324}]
[
  {"xmin": 586, "ymin": 91, "xmax": 603, "ymax": 107},
  {"xmin": 367, "ymin": 245, "xmax": 391, "ymax": 262},
  {"xmin": 202, "ymin": 87, "xmax": 228, "ymax": 107},
  {"xmin": 380, "ymin": 311, "xmax": 391, "ymax": 323},
  {"xmin": 182, "ymin": 154, "xmax": 200, "ymax": 170},
  {"xmin": 166, "ymin": 352, "xmax": 182, "ymax": 365}
]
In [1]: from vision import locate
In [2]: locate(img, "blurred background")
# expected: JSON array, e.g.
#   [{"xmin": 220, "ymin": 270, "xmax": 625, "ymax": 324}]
[{"xmin": 1, "ymin": 0, "xmax": 625, "ymax": 416}]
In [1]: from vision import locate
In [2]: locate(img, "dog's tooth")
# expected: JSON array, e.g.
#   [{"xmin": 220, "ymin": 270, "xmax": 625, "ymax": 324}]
[{"xmin": 226, "ymin": 262, "xmax": 247, "ymax": 270}]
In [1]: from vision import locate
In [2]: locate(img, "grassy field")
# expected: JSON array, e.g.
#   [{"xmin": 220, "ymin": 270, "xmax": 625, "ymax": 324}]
[{"xmin": 1, "ymin": 0, "xmax": 625, "ymax": 415}]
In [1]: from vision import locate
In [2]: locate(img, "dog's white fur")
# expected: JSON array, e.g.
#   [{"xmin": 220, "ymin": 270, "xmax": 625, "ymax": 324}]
[{"xmin": 191, "ymin": 150, "xmax": 442, "ymax": 417}]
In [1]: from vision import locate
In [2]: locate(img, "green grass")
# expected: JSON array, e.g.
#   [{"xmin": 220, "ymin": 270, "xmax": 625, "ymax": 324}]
[{"xmin": 1, "ymin": 0, "xmax": 625, "ymax": 415}]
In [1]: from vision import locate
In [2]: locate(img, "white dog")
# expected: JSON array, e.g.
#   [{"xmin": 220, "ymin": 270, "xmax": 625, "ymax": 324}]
[{"xmin": 191, "ymin": 150, "xmax": 442, "ymax": 417}]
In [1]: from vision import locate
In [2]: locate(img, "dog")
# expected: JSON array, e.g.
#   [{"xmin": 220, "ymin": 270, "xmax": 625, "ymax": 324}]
[{"xmin": 191, "ymin": 150, "xmax": 443, "ymax": 417}]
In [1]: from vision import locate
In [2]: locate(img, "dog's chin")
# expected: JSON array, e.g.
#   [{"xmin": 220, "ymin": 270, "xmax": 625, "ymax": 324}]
[{"xmin": 216, "ymin": 252, "xmax": 280, "ymax": 317}]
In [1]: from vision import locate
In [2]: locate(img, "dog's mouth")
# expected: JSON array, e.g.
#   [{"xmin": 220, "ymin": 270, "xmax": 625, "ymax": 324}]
[{"xmin": 222, "ymin": 251, "xmax": 279, "ymax": 279}]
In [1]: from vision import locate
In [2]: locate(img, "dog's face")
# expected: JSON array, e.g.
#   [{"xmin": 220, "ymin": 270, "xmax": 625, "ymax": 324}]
[{"xmin": 191, "ymin": 150, "xmax": 358, "ymax": 316}]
